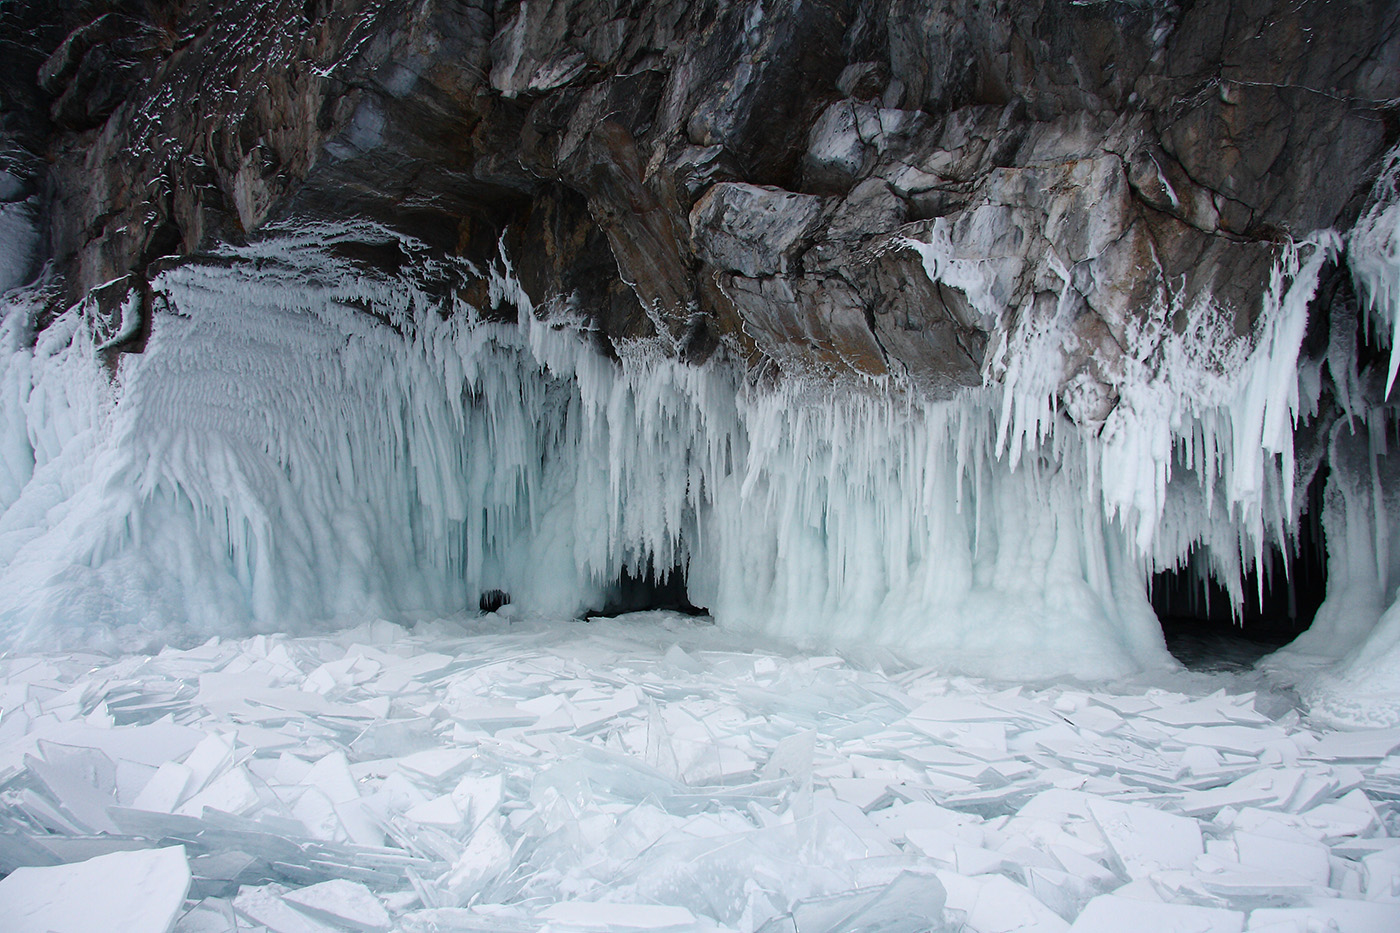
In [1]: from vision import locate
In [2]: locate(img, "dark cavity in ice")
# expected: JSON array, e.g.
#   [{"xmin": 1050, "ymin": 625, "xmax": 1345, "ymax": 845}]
[
  {"xmin": 1152, "ymin": 469, "xmax": 1327, "ymax": 671},
  {"xmin": 590, "ymin": 561, "xmax": 707, "ymax": 618},
  {"xmin": 479, "ymin": 589, "xmax": 511, "ymax": 613}
]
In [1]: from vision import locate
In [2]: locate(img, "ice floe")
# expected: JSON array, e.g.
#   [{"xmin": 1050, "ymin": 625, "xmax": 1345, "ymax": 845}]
[{"xmin": 1, "ymin": 611, "xmax": 1398, "ymax": 931}]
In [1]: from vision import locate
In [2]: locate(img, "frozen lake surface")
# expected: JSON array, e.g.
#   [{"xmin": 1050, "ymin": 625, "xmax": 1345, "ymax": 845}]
[{"xmin": 2, "ymin": 611, "xmax": 1400, "ymax": 932}]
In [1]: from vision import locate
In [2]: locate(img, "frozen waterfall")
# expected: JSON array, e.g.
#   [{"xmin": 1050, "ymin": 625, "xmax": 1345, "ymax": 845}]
[{"xmin": 0, "ymin": 199, "xmax": 1397, "ymax": 709}]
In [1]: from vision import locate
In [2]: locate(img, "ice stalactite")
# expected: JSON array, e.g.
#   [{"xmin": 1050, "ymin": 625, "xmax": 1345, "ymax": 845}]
[
  {"xmin": 908, "ymin": 221, "xmax": 1342, "ymax": 609},
  {"xmin": 0, "ymin": 224, "xmax": 1172, "ymax": 676},
  {"xmin": 1281, "ymin": 143, "xmax": 1400, "ymax": 725},
  {"xmin": 693, "ymin": 393, "xmax": 1168, "ymax": 679},
  {"xmin": 902, "ymin": 156, "xmax": 1400, "ymax": 717},
  {"xmin": 0, "ymin": 286, "xmax": 120, "ymax": 591},
  {"xmin": 1349, "ymin": 145, "xmax": 1400, "ymax": 400},
  {"xmin": 0, "ymin": 178, "xmax": 1397, "ymax": 695}
]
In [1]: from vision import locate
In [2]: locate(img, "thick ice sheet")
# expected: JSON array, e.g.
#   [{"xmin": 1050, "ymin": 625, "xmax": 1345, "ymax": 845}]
[
  {"xmin": 1, "ymin": 612, "xmax": 1397, "ymax": 932},
  {"xmin": 0, "ymin": 844, "xmax": 191, "ymax": 933}
]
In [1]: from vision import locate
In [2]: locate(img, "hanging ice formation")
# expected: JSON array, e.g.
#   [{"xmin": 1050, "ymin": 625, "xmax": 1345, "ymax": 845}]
[
  {"xmin": 1288, "ymin": 151, "xmax": 1400, "ymax": 724},
  {"xmin": 0, "ymin": 224, "xmax": 1154, "ymax": 676},
  {"xmin": 0, "ymin": 147, "xmax": 1397, "ymax": 699}
]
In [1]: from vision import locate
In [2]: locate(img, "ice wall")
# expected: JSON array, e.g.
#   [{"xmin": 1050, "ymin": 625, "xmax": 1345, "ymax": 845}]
[
  {"xmin": 0, "ymin": 185, "xmax": 1398, "ymax": 694},
  {"xmin": 1276, "ymin": 148, "xmax": 1400, "ymax": 725},
  {"xmin": 0, "ymin": 225, "xmax": 1171, "ymax": 676}
]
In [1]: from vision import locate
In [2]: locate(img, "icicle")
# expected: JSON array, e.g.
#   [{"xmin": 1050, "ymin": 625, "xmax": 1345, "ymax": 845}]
[
  {"xmin": 0, "ymin": 207, "xmax": 1380, "ymax": 680},
  {"xmin": 1348, "ymin": 143, "xmax": 1400, "ymax": 400}
]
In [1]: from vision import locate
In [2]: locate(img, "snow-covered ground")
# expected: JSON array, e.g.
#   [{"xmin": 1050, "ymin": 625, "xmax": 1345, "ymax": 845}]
[{"xmin": 2, "ymin": 610, "xmax": 1399, "ymax": 932}]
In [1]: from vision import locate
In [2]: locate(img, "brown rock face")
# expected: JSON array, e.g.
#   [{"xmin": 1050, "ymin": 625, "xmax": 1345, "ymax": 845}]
[{"xmin": 5, "ymin": 0, "xmax": 1398, "ymax": 410}]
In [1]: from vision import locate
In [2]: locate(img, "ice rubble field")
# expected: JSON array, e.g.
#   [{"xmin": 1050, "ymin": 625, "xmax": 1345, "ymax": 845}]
[{"xmin": 1, "ymin": 611, "xmax": 1399, "ymax": 933}]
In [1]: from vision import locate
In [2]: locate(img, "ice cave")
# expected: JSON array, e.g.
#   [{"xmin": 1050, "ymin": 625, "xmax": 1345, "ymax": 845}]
[{"xmin": 2, "ymin": 1, "xmax": 1400, "ymax": 931}]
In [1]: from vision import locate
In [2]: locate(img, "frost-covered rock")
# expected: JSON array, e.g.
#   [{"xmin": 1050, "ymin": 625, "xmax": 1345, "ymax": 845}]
[
  {"xmin": 6, "ymin": 0, "xmax": 1396, "ymax": 381},
  {"xmin": 689, "ymin": 182, "xmax": 825, "ymax": 277}
]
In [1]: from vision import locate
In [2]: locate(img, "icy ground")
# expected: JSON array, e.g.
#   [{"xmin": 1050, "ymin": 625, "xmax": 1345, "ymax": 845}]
[{"xmin": 2, "ymin": 612, "xmax": 1400, "ymax": 932}]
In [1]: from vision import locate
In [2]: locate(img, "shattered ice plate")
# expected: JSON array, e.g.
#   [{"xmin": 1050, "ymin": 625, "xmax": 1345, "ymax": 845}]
[
  {"xmin": 0, "ymin": 845, "xmax": 191, "ymax": 933},
  {"xmin": 1, "ymin": 614, "xmax": 1399, "ymax": 931}
]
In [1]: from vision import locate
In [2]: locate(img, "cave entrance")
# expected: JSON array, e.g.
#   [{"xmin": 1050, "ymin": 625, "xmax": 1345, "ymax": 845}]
[
  {"xmin": 1150, "ymin": 473, "xmax": 1328, "ymax": 671},
  {"xmin": 590, "ymin": 560, "xmax": 708, "ymax": 619}
]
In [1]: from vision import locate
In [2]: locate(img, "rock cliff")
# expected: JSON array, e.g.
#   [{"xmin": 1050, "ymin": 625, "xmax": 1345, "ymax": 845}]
[{"xmin": 5, "ymin": 0, "xmax": 1397, "ymax": 413}]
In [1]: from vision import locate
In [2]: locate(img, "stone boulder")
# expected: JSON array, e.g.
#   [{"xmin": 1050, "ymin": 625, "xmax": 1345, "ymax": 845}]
[{"xmin": 690, "ymin": 183, "xmax": 825, "ymax": 278}]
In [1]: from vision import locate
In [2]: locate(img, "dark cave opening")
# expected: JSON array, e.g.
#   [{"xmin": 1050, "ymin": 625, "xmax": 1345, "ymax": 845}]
[
  {"xmin": 589, "ymin": 561, "xmax": 708, "ymax": 619},
  {"xmin": 1151, "ymin": 470, "xmax": 1329, "ymax": 671},
  {"xmin": 479, "ymin": 589, "xmax": 511, "ymax": 613}
]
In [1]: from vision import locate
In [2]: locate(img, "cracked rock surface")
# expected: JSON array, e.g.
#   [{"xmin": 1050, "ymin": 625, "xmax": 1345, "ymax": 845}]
[{"xmin": 3, "ymin": 0, "xmax": 1397, "ymax": 411}]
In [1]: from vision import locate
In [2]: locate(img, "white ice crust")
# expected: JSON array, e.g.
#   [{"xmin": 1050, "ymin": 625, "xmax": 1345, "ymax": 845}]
[{"xmin": 0, "ymin": 844, "xmax": 191, "ymax": 933}]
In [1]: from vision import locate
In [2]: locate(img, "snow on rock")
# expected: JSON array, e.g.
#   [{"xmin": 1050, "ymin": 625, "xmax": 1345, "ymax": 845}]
[
  {"xmin": 0, "ymin": 844, "xmax": 191, "ymax": 933},
  {"xmin": 1, "ymin": 614, "xmax": 1399, "ymax": 931}
]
